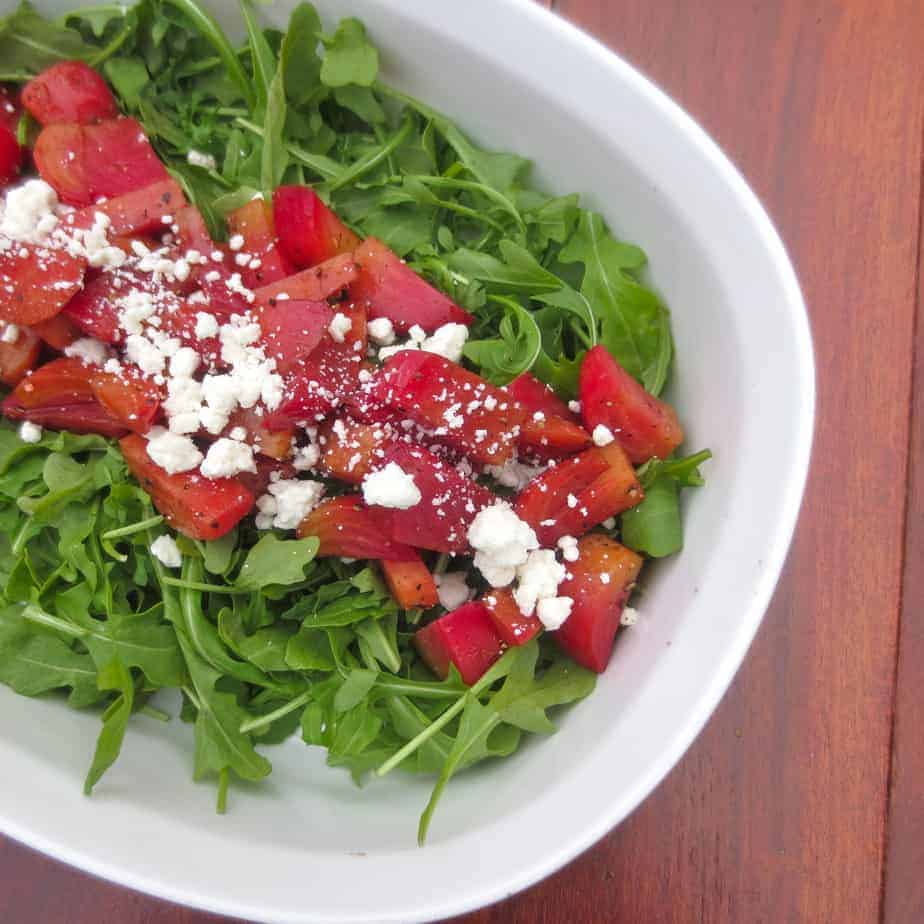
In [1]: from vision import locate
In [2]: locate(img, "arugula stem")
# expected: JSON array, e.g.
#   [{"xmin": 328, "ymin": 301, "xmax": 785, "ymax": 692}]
[
  {"xmin": 101, "ymin": 515, "xmax": 165, "ymax": 541},
  {"xmin": 182, "ymin": 684, "xmax": 202, "ymax": 712},
  {"xmin": 162, "ymin": 577, "xmax": 252, "ymax": 595},
  {"xmin": 11, "ymin": 520, "xmax": 32, "ymax": 557},
  {"xmin": 328, "ymin": 115, "xmax": 414, "ymax": 192},
  {"xmin": 239, "ymin": 689, "xmax": 312, "ymax": 734},
  {"xmin": 21, "ymin": 604, "xmax": 87, "ymax": 639},
  {"xmin": 216, "ymin": 767, "xmax": 229, "ymax": 814},
  {"xmin": 376, "ymin": 694, "xmax": 467, "ymax": 777},
  {"xmin": 433, "ymin": 554, "xmax": 450, "ymax": 576},
  {"xmin": 373, "ymin": 676, "xmax": 460, "ymax": 699},
  {"xmin": 140, "ymin": 704, "xmax": 171, "ymax": 722}
]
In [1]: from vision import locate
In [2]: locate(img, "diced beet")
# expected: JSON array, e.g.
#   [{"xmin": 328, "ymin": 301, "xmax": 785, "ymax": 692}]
[
  {"xmin": 31, "ymin": 313, "xmax": 82, "ymax": 351},
  {"xmin": 515, "ymin": 444, "xmax": 643, "ymax": 546},
  {"xmin": 89, "ymin": 368, "xmax": 161, "ymax": 434},
  {"xmin": 414, "ymin": 602, "xmax": 505, "ymax": 685},
  {"xmin": 257, "ymin": 298, "xmax": 332, "ymax": 375},
  {"xmin": 33, "ymin": 118, "xmax": 169, "ymax": 206},
  {"xmin": 273, "ymin": 185, "xmax": 360, "ymax": 268},
  {"xmin": 0, "ymin": 123, "xmax": 21, "ymax": 187},
  {"xmin": 350, "ymin": 237, "xmax": 473, "ymax": 333},
  {"xmin": 22, "ymin": 61, "xmax": 118, "ymax": 125},
  {"xmin": 0, "ymin": 243, "xmax": 86, "ymax": 325},
  {"xmin": 381, "ymin": 554, "xmax": 440, "ymax": 609},
  {"xmin": 506, "ymin": 372, "xmax": 577, "ymax": 422},
  {"xmin": 553, "ymin": 534, "xmax": 643, "ymax": 672},
  {"xmin": 253, "ymin": 252, "xmax": 359, "ymax": 308},
  {"xmin": 518, "ymin": 415, "xmax": 592, "ymax": 461},
  {"xmin": 68, "ymin": 179, "xmax": 186, "ymax": 237},
  {"xmin": 297, "ymin": 495, "xmax": 417, "ymax": 560},
  {"xmin": 579, "ymin": 344, "xmax": 684, "ymax": 463},
  {"xmin": 0, "ymin": 85, "xmax": 22, "ymax": 133},
  {"xmin": 268, "ymin": 303, "xmax": 368, "ymax": 424},
  {"xmin": 120, "ymin": 434, "xmax": 254, "ymax": 541},
  {"xmin": 2, "ymin": 397, "xmax": 127, "ymax": 437},
  {"xmin": 366, "ymin": 442, "xmax": 495, "ymax": 554},
  {"xmin": 318, "ymin": 417, "xmax": 394, "ymax": 485},
  {"xmin": 484, "ymin": 587, "xmax": 542, "ymax": 647},
  {"xmin": 365, "ymin": 351, "xmax": 524, "ymax": 466},
  {"xmin": 0, "ymin": 325, "xmax": 41, "ymax": 386},
  {"xmin": 226, "ymin": 198, "xmax": 294, "ymax": 288}
]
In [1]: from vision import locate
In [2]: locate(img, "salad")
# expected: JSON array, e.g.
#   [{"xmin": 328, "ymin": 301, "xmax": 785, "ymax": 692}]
[{"xmin": 0, "ymin": 0, "xmax": 710, "ymax": 842}]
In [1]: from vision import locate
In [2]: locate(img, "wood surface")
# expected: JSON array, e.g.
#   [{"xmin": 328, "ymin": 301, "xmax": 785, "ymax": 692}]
[{"xmin": 2, "ymin": 1, "xmax": 922, "ymax": 922}]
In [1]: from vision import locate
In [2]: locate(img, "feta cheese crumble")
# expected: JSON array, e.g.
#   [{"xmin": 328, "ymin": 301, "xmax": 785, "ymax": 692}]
[
  {"xmin": 435, "ymin": 571, "xmax": 472, "ymax": 611},
  {"xmin": 367, "ymin": 316, "xmax": 396, "ymax": 346},
  {"xmin": 145, "ymin": 427, "xmax": 203, "ymax": 474},
  {"xmin": 592, "ymin": 423, "xmax": 615, "ymax": 447},
  {"xmin": 0, "ymin": 323, "xmax": 19, "ymax": 344},
  {"xmin": 513, "ymin": 548, "xmax": 566, "ymax": 616},
  {"xmin": 64, "ymin": 337, "xmax": 108, "ymax": 366},
  {"xmin": 150, "ymin": 534, "xmax": 182, "ymax": 568},
  {"xmin": 620, "ymin": 606, "xmax": 639, "ymax": 627},
  {"xmin": 18, "ymin": 421, "xmax": 43, "ymax": 444},
  {"xmin": 200, "ymin": 438, "xmax": 257, "ymax": 479},
  {"xmin": 557, "ymin": 535, "xmax": 580, "ymax": 563},
  {"xmin": 362, "ymin": 462, "xmax": 422, "ymax": 509},
  {"xmin": 255, "ymin": 478, "xmax": 325, "ymax": 530},
  {"xmin": 328, "ymin": 312, "xmax": 353, "ymax": 343},
  {"xmin": 537, "ymin": 596, "xmax": 573, "ymax": 630},
  {"xmin": 467, "ymin": 502, "xmax": 539, "ymax": 587}
]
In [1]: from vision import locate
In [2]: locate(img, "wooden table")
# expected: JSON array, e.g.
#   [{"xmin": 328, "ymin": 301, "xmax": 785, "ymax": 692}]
[{"xmin": 3, "ymin": 1, "xmax": 922, "ymax": 921}]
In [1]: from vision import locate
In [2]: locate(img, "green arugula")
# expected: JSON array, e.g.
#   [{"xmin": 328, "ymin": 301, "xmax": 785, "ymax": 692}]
[{"xmin": 0, "ymin": 0, "xmax": 711, "ymax": 840}]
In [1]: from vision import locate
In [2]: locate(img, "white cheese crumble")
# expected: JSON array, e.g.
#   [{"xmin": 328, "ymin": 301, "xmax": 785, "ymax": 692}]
[
  {"xmin": 592, "ymin": 423, "xmax": 615, "ymax": 447},
  {"xmin": 435, "ymin": 571, "xmax": 472, "ymax": 611},
  {"xmin": 1, "ymin": 323, "xmax": 19, "ymax": 344},
  {"xmin": 64, "ymin": 337, "xmax": 108, "ymax": 366},
  {"xmin": 18, "ymin": 421, "xmax": 43, "ymax": 443},
  {"xmin": 150, "ymin": 534, "xmax": 182, "ymax": 568},
  {"xmin": 568, "ymin": 400, "xmax": 582, "ymax": 414},
  {"xmin": 145, "ymin": 427, "xmax": 203, "ymax": 474},
  {"xmin": 378, "ymin": 322, "xmax": 469, "ymax": 363},
  {"xmin": 467, "ymin": 502, "xmax": 539, "ymax": 587},
  {"xmin": 328, "ymin": 312, "xmax": 353, "ymax": 343},
  {"xmin": 0, "ymin": 179, "xmax": 59, "ymax": 242},
  {"xmin": 200, "ymin": 437, "xmax": 257, "ymax": 479},
  {"xmin": 194, "ymin": 312, "xmax": 219, "ymax": 339},
  {"xmin": 620, "ymin": 606, "xmax": 639, "ymax": 627},
  {"xmin": 537, "ymin": 596, "xmax": 573, "ymax": 630},
  {"xmin": 513, "ymin": 549, "xmax": 566, "ymax": 616},
  {"xmin": 255, "ymin": 478, "xmax": 325, "ymax": 531},
  {"xmin": 367, "ymin": 316, "xmax": 396, "ymax": 346},
  {"xmin": 557, "ymin": 535, "xmax": 580, "ymax": 563},
  {"xmin": 187, "ymin": 149, "xmax": 217, "ymax": 170},
  {"xmin": 362, "ymin": 462, "xmax": 421, "ymax": 509}
]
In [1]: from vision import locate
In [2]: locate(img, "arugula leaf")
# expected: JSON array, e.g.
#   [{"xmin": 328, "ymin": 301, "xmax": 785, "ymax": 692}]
[
  {"xmin": 560, "ymin": 210, "xmax": 673, "ymax": 395},
  {"xmin": 84, "ymin": 660, "xmax": 135, "ymax": 795},
  {"xmin": 281, "ymin": 3, "xmax": 323, "ymax": 106},
  {"xmin": 450, "ymin": 240, "xmax": 562, "ymax": 295},
  {"xmin": 235, "ymin": 534, "xmax": 318, "ymax": 591},
  {"xmin": 621, "ymin": 450, "xmax": 712, "ymax": 558},
  {"xmin": 0, "ymin": 605, "xmax": 102, "ymax": 707},
  {"xmin": 0, "ymin": 0, "xmax": 93, "ymax": 77},
  {"xmin": 464, "ymin": 296, "xmax": 542, "ymax": 384},
  {"xmin": 240, "ymin": 0, "xmax": 276, "ymax": 114},
  {"xmin": 320, "ymin": 17, "xmax": 378, "ymax": 88},
  {"xmin": 177, "ymin": 631, "xmax": 272, "ymax": 783}
]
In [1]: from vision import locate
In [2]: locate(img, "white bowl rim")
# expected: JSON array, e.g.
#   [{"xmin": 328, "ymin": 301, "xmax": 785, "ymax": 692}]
[{"xmin": 0, "ymin": 1, "xmax": 815, "ymax": 921}]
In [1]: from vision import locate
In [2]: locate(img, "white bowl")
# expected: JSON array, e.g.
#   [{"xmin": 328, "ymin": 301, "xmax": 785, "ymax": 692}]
[{"xmin": 0, "ymin": 1, "xmax": 814, "ymax": 921}]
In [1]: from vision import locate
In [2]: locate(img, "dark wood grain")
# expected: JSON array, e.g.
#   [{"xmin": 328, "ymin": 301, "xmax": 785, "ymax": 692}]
[
  {"xmin": 882, "ymin": 145, "xmax": 924, "ymax": 922},
  {"xmin": 2, "ymin": 2, "xmax": 922, "ymax": 923}
]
